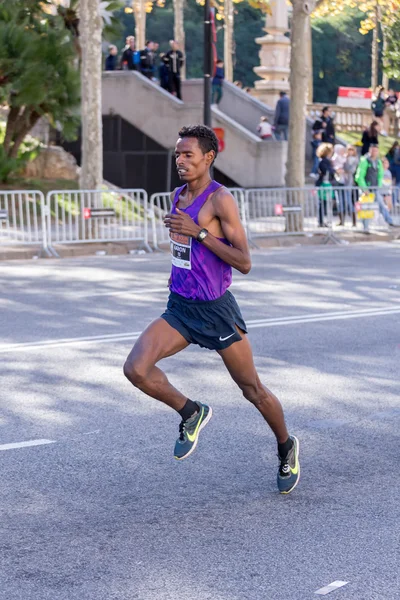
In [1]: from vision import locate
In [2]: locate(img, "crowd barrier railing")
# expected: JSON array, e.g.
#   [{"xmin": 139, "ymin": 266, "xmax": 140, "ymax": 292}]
[
  {"xmin": 1, "ymin": 186, "xmax": 399, "ymax": 256},
  {"xmin": 45, "ymin": 188, "xmax": 152, "ymax": 254},
  {"xmin": 0, "ymin": 190, "xmax": 49, "ymax": 254},
  {"xmin": 148, "ymin": 191, "xmax": 172, "ymax": 251},
  {"xmin": 244, "ymin": 185, "xmax": 400, "ymax": 245}
]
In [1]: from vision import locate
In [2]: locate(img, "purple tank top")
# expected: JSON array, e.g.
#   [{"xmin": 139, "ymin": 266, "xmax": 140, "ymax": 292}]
[{"xmin": 169, "ymin": 180, "xmax": 232, "ymax": 301}]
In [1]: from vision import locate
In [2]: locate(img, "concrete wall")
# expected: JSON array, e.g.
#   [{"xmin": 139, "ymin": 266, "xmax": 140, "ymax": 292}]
[
  {"xmin": 212, "ymin": 108, "xmax": 287, "ymax": 188},
  {"xmin": 102, "ymin": 72, "xmax": 287, "ymax": 187},
  {"xmin": 103, "ymin": 72, "xmax": 203, "ymax": 150},
  {"xmin": 183, "ymin": 79, "xmax": 275, "ymax": 135}
]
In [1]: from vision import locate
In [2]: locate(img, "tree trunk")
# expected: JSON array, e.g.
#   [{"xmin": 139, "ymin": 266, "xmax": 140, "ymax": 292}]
[
  {"xmin": 3, "ymin": 106, "xmax": 20, "ymax": 155},
  {"xmin": 307, "ymin": 18, "xmax": 313, "ymax": 103},
  {"xmin": 381, "ymin": 28, "xmax": 388, "ymax": 89},
  {"xmin": 286, "ymin": 0, "xmax": 314, "ymax": 231},
  {"xmin": 79, "ymin": 0, "xmax": 103, "ymax": 191},
  {"xmin": 9, "ymin": 112, "xmax": 41, "ymax": 159},
  {"xmin": 287, "ymin": 1, "xmax": 311, "ymax": 190},
  {"xmin": 173, "ymin": 0, "xmax": 186, "ymax": 79},
  {"xmin": 134, "ymin": 0, "xmax": 146, "ymax": 51},
  {"xmin": 223, "ymin": 0, "xmax": 234, "ymax": 82},
  {"xmin": 371, "ymin": 7, "xmax": 379, "ymax": 90}
]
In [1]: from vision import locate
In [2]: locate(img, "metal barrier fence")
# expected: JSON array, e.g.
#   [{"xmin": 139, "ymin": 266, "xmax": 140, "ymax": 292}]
[
  {"xmin": 1, "ymin": 185, "xmax": 399, "ymax": 255},
  {"xmin": 46, "ymin": 189, "xmax": 151, "ymax": 252},
  {"xmin": 0, "ymin": 190, "xmax": 48, "ymax": 252},
  {"xmin": 244, "ymin": 185, "xmax": 400, "ymax": 245}
]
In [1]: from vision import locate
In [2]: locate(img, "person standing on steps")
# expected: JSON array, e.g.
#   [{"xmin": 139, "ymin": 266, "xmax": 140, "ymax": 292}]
[
  {"xmin": 163, "ymin": 40, "xmax": 184, "ymax": 100},
  {"xmin": 140, "ymin": 40, "xmax": 156, "ymax": 80},
  {"xmin": 120, "ymin": 36, "xmax": 139, "ymax": 71},
  {"xmin": 212, "ymin": 59, "xmax": 225, "ymax": 105},
  {"xmin": 123, "ymin": 125, "xmax": 300, "ymax": 495},
  {"xmin": 274, "ymin": 91, "xmax": 290, "ymax": 141}
]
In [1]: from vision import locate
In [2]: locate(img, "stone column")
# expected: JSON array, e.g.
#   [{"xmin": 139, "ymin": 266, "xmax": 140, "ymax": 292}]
[{"xmin": 253, "ymin": 0, "xmax": 290, "ymax": 108}]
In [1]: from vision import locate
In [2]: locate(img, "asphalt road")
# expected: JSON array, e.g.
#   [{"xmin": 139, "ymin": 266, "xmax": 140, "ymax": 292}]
[{"xmin": 1, "ymin": 242, "xmax": 400, "ymax": 600}]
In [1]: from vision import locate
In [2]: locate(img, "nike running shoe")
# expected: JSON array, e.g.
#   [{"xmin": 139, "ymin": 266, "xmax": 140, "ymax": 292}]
[
  {"xmin": 277, "ymin": 435, "xmax": 300, "ymax": 494},
  {"xmin": 174, "ymin": 402, "xmax": 212, "ymax": 460}
]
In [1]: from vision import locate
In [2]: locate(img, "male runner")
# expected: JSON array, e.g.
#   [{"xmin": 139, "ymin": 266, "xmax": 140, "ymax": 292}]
[{"xmin": 124, "ymin": 125, "xmax": 300, "ymax": 494}]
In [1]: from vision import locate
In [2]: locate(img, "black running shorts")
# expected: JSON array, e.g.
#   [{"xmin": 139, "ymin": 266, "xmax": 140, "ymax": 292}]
[{"xmin": 161, "ymin": 290, "xmax": 248, "ymax": 351}]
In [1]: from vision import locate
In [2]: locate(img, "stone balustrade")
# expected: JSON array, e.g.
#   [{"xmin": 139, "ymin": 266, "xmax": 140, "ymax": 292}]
[{"xmin": 306, "ymin": 103, "xmax": 372, "ymax": 133}]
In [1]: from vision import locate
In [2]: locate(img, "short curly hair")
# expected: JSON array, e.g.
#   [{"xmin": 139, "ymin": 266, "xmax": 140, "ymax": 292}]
[{"xmin": 178, "ymin": 125, "xmax": 218, "ymax": 164}]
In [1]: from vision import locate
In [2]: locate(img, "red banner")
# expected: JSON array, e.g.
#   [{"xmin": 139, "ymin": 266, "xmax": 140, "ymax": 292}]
[{"xmin": 338, "ymin": 87, "xmax": 372, "ymax": 99}]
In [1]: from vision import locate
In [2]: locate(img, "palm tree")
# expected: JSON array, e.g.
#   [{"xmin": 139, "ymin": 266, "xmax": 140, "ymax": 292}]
[{"xmin": 0, "ymin": 0, "xmax": 80, "ymax": 180}]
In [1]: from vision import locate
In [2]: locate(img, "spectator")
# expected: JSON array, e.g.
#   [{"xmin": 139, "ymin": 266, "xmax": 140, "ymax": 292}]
[
  {"xmin": 257, "ymin": 116, "xmax": 273, "ymax": 140},
  {"xmin": 371, "ymin": 87, "xmax": 387, "ymax": 135},
  {"xmin": 382, "ymin": 157, "xmax": 393, "ymax": 212},
  {"xmin": 385, "ymin": 89, "xmax": 399, "ymax": 137},
  {"xmin": 343, "ymin": 145, "xmax": 359, "ymax": 227},
  {"xmin": 163, "ymin": 40, "xmax": 184, "ymax": 99},
  {"xmin": 355, "ymin": 144, "xmax": 395, "ymax": 231},
  {"xmin": 386, "ymin": 141, "xmax": 400, "ymax": 185},
  {"xmin": 212, "ymin": 59, "xmax": 224, "ymax": 105},
  {"xmin": 309, "ymin": 130, "xmax": 322, "ymax": 178},
  {"xmin": 105, "ymin": 45, "xmax": 118, "ymax": 71},
  {"xmin": 140, "ymin": 40, "xmax": 156, "ymax": 79},
  {"xmin": 233, "ymin": 80, "xmax": 243, "ymax": 88},
  {"xmin": 332, "ymin": 144, "xmax": 347, "ymax": 226},
  {"xmin": 158, "ymin": 53, "xmax": 170, "ymax": 91},
  {"xmin": 316, "ymin": 142, "xmax": 335, "ymax": 227},
  {"xmin": 120, "ymin": 36, "xmax": 139, "ymax": 71},
  {"xmin": 274, "ymin": 91, "xmax": 290, "ymax": 140},
  {"xmin": 312, "ymin": 106, "xmax": 335, "ymax": 144},
  {"xmin": 361, "ymin": 121, "xmax": 380, "ymax": 156}
]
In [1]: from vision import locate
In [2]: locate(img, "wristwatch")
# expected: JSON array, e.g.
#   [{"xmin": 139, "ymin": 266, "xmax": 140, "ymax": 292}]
[{"xmin": 196, "ymin": 228, "xmax": 208, "ymax": 243}]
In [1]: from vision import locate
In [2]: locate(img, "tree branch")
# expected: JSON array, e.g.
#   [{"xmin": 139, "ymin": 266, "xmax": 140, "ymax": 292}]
[
  {"xmin": 9, "ymin": 110, "xmax": 40, "ymax": 159},
  {"xmin": 3, "ymin": 106, "xmax": 20, "ymax": 154}
]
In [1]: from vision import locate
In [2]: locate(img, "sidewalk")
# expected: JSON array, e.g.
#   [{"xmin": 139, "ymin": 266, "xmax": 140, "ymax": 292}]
[{"xmin": 1, "ymin": 229, "xmax": 399, "ymax": 261}]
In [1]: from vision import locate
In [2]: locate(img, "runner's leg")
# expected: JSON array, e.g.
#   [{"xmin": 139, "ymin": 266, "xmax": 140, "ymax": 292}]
[
  {"xmin": 124, "ymin": 318, "xmax": 190, "ymax": 411},
  {"xmin": 218, "ymin": 332, "xmax": 289, "ymax": 443}
]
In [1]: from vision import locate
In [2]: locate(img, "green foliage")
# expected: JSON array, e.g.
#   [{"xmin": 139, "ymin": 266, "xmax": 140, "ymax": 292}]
[
  {"xmin": 384, "ymin": 15, "xmax": 400, "ymax": 81},
  {"xmin": 312, "ymin": 9, "xmax": 374, "ymax": 103},
  {"xmin": 0, "ymin": 0, "xmax": 80, "ymax": 181},
  {"xmin": 0, "ymin": 120, "xmax": 42, "ymax": 182}
]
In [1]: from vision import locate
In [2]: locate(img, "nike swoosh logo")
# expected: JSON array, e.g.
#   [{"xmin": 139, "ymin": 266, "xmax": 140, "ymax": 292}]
[
  {"xmin": 219, "ymin": 333, "xmax": 236, "ymax": 342},
  {"xmin": 186, "ymin": 406, "xmax": 204, "ymax": 442}
]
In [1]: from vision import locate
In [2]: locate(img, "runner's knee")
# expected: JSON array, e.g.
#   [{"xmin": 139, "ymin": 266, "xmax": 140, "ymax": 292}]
[
  {"xmin": 123, "ymin": 358, "xmax": 149, "ymax": 388},
  {"xmin": 238, "ymin": 379, "xmax": 262, "ymax": 404}
]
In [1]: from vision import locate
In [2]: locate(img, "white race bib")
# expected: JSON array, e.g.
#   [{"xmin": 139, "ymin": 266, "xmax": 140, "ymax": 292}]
[{"xmin": 170, "ymin": 232, "xmax": 192, "ymax": 270}]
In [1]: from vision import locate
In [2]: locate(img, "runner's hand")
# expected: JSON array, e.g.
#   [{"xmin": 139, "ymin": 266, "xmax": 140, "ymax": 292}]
[{"xmin": 164, "ymin": 208, "xmax": 201, "ymax": 238}]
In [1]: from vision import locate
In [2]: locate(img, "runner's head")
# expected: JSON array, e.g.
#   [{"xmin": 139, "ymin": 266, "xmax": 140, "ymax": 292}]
[{"xmin": 175, "ymin": 125, "xmax": 218, "ymax": 182}]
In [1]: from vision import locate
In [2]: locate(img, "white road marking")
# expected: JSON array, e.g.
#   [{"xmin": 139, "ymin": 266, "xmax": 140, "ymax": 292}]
[
  {"xmin": 0, "ymin": 330, "xmax": 143, "ymax": 352},
  {"xmin": 0, "ymin": 439, "xmax": 56, "ymax": 451},
  {"xmin": 246, "ymin": 306, "xmax": 400, "ymax": 329},
  {"xmin": 1, "ymin": 305, "xmax": 400, "ymax": 354},
  {"xmin": 315, "ymin": 581, "xmax": 349, "ymax": 595}
]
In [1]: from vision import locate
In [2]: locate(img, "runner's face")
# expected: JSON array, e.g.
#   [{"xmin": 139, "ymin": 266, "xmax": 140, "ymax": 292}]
[{"xmin": 175, "ymin": 137, "xmax": 213, "ymax": 181}]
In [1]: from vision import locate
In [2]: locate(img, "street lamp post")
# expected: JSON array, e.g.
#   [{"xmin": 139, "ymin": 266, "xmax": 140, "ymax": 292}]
[{"xmin": 203, "ymin": 0, "xmax": 212, "ymax": 126}]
